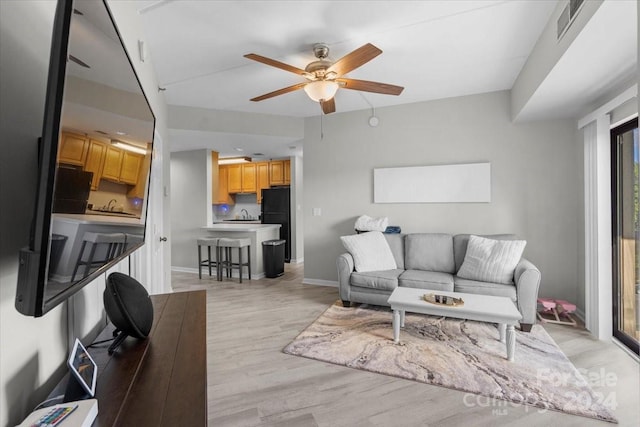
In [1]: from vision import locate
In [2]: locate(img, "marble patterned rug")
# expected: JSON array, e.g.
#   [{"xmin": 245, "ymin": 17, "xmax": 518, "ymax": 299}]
[{"xmin": 283, "ymin": 302, "xmax": 617, "ymax": 423}]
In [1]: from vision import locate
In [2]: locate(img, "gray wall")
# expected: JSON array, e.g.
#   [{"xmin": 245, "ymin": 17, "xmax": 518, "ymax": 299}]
[
  {"xmin": 303, "ymin": 90, "xmax": 581, "ymax": 303},
  {"xmin": 170, "ymin": 150, "xmax": 210, "ymax": 269},
  {"xmin": 0, "ymin": 2, "xmax": 169, "ymax": 425}
]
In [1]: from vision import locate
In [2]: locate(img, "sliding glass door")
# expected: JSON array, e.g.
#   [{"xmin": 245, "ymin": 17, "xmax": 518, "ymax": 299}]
[{"xmin": 611, "ymin": 118, "xmax": 639, "ymax": 355}]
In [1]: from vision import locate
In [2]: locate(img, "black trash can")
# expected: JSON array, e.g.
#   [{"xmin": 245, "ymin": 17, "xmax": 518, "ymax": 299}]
[
  {"xmin": 262, "ymin": 239, "xmax": 285, "ymax": 278},
  {"xmin": 48, "ymin": 234, "xmax": 68, "ymax": 278}
]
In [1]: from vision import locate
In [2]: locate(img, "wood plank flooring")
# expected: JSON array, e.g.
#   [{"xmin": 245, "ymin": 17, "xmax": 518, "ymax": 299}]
[{"xmin": 172, "ymin": 264, "xmax": 639, "ymax": 427}]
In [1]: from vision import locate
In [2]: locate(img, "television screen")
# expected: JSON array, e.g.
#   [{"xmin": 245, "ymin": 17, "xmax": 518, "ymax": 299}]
[{"xmin": 15, "ymin": 0, "xmax": 155, "ymax": 317}]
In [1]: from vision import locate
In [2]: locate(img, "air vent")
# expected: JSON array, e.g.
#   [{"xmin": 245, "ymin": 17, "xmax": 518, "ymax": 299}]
[
  {"xmin": 252, "ymin": 152, "xmax": 265, "ymax": 157},
  {"xmin": 95, "ymin": 130, "xmax": 109, "ymax": 135},
  {"xmin": 557, "ymin": 0, "xmax": 585, "ymax": 40}
]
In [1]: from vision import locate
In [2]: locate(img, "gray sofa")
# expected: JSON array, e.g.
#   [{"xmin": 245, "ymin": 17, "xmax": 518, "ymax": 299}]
[{"xmin": 336, "ymin": 233, "xmax": 541, "ymax": 331}]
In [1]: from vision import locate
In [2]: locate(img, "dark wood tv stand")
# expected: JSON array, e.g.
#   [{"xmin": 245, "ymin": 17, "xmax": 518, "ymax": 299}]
[{"xmin": 53, "ymin": 290, "xmax": 207, "ymax": 426}]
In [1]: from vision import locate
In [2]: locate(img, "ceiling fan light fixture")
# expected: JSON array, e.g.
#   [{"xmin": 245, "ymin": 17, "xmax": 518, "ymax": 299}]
[{"xmin": 304, "ymin": 80, "xmax": 339, "ymax": 102}]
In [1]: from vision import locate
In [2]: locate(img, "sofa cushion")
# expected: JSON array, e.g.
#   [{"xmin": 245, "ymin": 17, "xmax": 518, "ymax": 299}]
[
  {"xmin": 454, "ymin": 276, "xmax": 517, "ymax": 301},
  {"xmin": 384, "ymin": 233, "xmax": 405, "ymax": 270},
  {"xmin": 404, "ymin": 233, "xmax": 455, "ymax": 273},
  {"xmin": 399, "ymin": 270, "xmax": 454, "ymax": 291},
  {"xmin": 453, "ymin": 234, "xmax": 516, "ymax": 272},
  {"xmin": 340, "ymin": 231, "xmax": 397, "ymax": 272},
  {"xmin": 351, "ymin": 269, "xmax": 404, "ymax": 291},
  {"xmin": 456, "ymin": 235, "xmax": 526, "ymax": 285}
]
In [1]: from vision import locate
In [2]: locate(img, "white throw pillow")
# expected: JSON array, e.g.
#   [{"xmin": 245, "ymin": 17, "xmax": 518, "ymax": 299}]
[
  {"xmin": 340, "ymin": 231, "xmax": 397, "ymax": 272},
  {"xmin": 456, "ymin": 235, "xmax": 526, "ymax": 285}
]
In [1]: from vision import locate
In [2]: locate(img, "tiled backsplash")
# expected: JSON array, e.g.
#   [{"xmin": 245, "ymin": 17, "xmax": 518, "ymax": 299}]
[
  {"xmin": 88, "ymin": 180, "xmax": 141, "ymax": 212},
  {"xmin": 213, "ymin": 193, "xmax": 261, "ymax": 221}
]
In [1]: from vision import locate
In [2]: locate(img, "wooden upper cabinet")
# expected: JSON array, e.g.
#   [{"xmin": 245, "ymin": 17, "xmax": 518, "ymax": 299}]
[
  {"xmin": 227, "ymin": 164, "xmax": 242, "ymax": 193},
  {"xmin": 58, "ymin": 132, "xmax": 88, "ymax": 166},
  {"xmin": 256, "ymin": 162, "xmax": 270, "ymax": 204},
  {"xmin": 215, "ymin": 165, "xmax": 234, "ymax": 205},
  {"xmin": 102, "ymin": 145, "xmax": 124, "ymax": 182},
  {"xmin": 241, "ymin": 163, "xmax": 257, "ymax": 193},
  {"xmin": 120, "ymin": 152, "xmax": 143, "ymax": 185},
  {"xmin": 84, "ymin": 139, "xmax": 107, "ymax": 190},
  {"xmin": 269, "ymin": 160, "xmax": 285, "ymax": 186},
  {"xmin": 269, "ymin": 159, "xmax": 291, "ymax": 186},
  {"xmin": 102, "ymin": 146, "xmax": 142, "ymax": 185},
  {"xmin": 128, "ymin": 147, "xmax": 151, "ymax": 199},
  {"xmin": 284, "ymin": 159, "xmax": 291, "ymax": 185}
]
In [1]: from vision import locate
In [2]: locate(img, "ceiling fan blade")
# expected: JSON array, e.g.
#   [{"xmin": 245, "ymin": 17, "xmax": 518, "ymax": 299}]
[
  {"xmin": 244, "ymin": 53, "xmax": 307, "ymax": 75},
  {"xmin": 336, "ymin": 78, "xmax": 404, "ymax": 96},
  {"xmin": 250, "ymin": 82, "xmax": 307, "ymax": 102},
  {"xmin": 320, "ymin": 97, "xmax": 336, "ymax": 114},
  {"xmin": 327, "ymin": 43, "xmax": 382, "ymax": 76}
]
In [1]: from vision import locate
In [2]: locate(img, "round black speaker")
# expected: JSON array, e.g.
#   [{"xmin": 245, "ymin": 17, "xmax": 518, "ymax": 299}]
[{"xmin": 104, "ymin": 272, "xmax": 154, "ymax": 354}]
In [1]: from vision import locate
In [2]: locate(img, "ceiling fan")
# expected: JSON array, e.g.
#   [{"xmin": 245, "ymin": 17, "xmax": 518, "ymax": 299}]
[{"xmin": 244, "ymin": 43, "xmax": 404, "ymax": 114}]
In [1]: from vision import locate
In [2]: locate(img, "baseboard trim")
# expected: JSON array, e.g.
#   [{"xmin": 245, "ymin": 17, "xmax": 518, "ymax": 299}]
[
  {"xmin": 171, "ymin": 266, "xmax": 199, "ymax": 274},
  {"xmin": 303, "ymin": 278, "xmax": 338, "ymax": 287},
  {"xmin": 289, "ymin": 257, "xmax": 304, "ymax": 264}
]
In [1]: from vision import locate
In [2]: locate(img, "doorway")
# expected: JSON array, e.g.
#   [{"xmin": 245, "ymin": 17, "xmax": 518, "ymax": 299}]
[{"xmin": 611, "ymin": 118, "xmax": 639, "ymax": 355}]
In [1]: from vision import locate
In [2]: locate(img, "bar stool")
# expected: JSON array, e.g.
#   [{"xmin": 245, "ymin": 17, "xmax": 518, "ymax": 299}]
[
  {"xmin": 72, "ymin": 232, "xmax": 127, "ymax": 281},
  {"xmin": 197, "ymin": 237, "xmax": 220, "ymax": 279},
  {"xmin": 217, "ymin": 238, "xmax": 251, "ymax": 283},
  {"xmin": 125, "ymin": 234, "xmax": 144, "ymax": 251}
]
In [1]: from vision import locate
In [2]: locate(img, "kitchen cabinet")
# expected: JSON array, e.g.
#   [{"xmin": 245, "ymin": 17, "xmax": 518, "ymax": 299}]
[
  {"xmin": 102, "ymin": 146, "xmax": 143, "ymax": 185},
  {"xmin": 120, "ymin": 152, "xmax": 143, "ymax": 184},
  {"xmin": 215, "ymin": 165, "xmax": 234, "ymax": 205},
  {"xmin": 84, "ymin": 139, "xmax": 107, "ymax": 190},
  {"xmin": 58, "ymin": 132, "xmax": 88, "ymax": 166},
  {"xmin": 284, "ymin": 159, "xmax": 291, "ymax": 185},
  {"xmin": 241, "ymin": 163, "xmax": 256, "ymax": 193},
  {"xmin": 227, "ymin": 163, "xmax": 257, "ymax": 193},
  {"xmin": 128, "ymin": 147, "xmax": 151, "ymax": 199},
  {"xmin": 256, "ymin": 162, "xmax": 270, "ymax": 203},
  {"xmin": 227, "ymin": 164, "xmax": 242, "ymax": 193},
  {"xmin": 269, "ymin": 159, "xmax": 291, "ymax": 186}
]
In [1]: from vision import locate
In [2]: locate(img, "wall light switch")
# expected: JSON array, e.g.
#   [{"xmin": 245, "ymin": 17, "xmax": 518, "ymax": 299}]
[{"xmin": 312, "ymin": 208, "xmax": 322, "ymax": 216}]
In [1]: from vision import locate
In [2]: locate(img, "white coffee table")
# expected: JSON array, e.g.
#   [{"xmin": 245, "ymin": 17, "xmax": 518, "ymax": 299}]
[{"xmin": 387, "ymin": 287, "xmax": 522, "ymax": 361}]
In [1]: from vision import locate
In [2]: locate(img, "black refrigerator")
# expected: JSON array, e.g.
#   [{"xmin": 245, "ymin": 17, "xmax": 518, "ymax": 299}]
[{"xmin": 261, "ymin": 187, "xmax": 291, "ymax": 262}]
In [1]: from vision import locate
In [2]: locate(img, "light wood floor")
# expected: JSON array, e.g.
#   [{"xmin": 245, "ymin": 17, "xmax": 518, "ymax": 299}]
[{"xmin": 172, "ymin": 264, "xmax": 640, "ymax": 427}]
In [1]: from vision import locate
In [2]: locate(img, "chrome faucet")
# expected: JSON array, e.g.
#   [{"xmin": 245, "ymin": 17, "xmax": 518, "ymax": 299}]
[
  {"xmin": 107, "ymin": 199, "xmax": 117, "ymax": 211},
  {"xmin": 240, "ymin": 209, "xmax": 249, "ymax": 219}
]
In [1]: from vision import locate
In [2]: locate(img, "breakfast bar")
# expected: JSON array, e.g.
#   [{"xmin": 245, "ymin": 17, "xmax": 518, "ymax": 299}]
[{"xmin": 202, "ymin": 223, "xmax": 281, "ymax": 279}]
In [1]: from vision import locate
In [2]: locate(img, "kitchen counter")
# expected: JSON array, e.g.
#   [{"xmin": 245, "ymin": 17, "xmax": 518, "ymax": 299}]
[
  {"xmin": 201, "ymin": 223, "xmax": 281, "ymax": 279},
  {"xmin": 50, "ymin": 214, "xmax": 144, "ymax": 283}
]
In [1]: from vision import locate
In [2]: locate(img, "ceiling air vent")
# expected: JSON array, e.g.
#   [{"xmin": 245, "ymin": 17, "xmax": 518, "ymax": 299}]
[{"xmin": 557, "ymin": 0, "xmax": 585, "ymax": 40}]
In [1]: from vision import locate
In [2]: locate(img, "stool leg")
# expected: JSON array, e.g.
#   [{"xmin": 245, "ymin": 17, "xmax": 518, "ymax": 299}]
[
  {"xmin": 72, "ymin": 240, "xmax": 88, "ymax": 282},
  {"xmin": 247, "ymin": 245, "xmax": 251, "ymax": 280},
  {"xmin": 207, "ymin": 245, "xmax": 212, "ymax": 277},
  {"xmin": 84, "ymin": 243, "xmax": 99, "ymax": 278},
  {"xmin": 198, "ymin": 245, "xmax": 202, "ymax": 279},
  {"xmin": 238, "ymin": 247, "xmax": 243, "ymax": 283},
  {"xmin": 226, "ymin": 248, "xmax": 231, "ymax": 278}
]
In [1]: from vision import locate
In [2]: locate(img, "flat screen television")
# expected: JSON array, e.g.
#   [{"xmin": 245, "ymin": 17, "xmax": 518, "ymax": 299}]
[{"xmin": 15, "ymin": 0, "xmax": 156, "ymax": 317}]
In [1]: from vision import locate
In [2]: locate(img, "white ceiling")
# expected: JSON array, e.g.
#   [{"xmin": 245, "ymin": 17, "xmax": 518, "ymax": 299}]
[{"xmin": 133, "ymin": 0, "xmax": 637, "ymax": 156}]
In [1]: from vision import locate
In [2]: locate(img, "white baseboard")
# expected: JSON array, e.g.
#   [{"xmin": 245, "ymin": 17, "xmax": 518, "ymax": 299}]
[
  {"xmin": 303, "ymin": 278, "xmax": 338, "ymax": 287},
  {"xmin": 172, "ymin": 266, "xmax": 198, "ymax": 274},
  {"xmin": 611, "ymin": 337, "xmax": 640, "ymax": 363},
  {"xmin": 289, "ymin": 257, "xmax": 304, "ymax": 264}
]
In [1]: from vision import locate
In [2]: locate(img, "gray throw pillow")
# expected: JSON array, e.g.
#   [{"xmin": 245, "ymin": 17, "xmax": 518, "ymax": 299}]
[{"xmin": 456, "ymin": 235, "xmax": 526, "ymax": 284}]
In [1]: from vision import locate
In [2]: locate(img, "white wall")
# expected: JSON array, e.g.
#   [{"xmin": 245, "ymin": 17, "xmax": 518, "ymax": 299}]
[
  {"xmin": 0, "ymin": 1, "xmax": 169, "ymax": 425},
  {"xmin": 303, "ymin": 90, "xmax": 581, "ymax": 303},
  {"xmin": 170, "ymin": 150, "xmax": 210, "ymax": 270}
]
